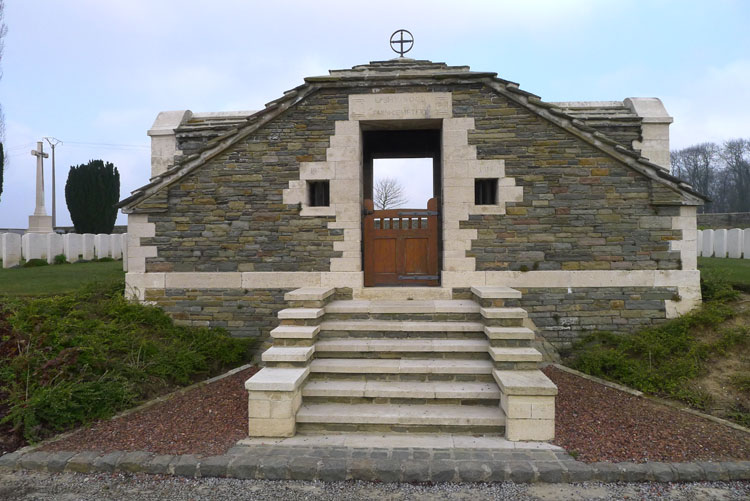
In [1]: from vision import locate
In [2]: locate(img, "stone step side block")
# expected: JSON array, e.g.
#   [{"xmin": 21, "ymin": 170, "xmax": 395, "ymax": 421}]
[
  {"xmin": 484, "ymin": 326, "xmax": 535, "ymax": 340},
  {"xmin": 261, "ymin": 346, "xmax": 314, "ymax": 363},
  {"xmin": 471, "ymin": 286, "xmax": 522, "ymax": 299},
  {"xmin": 270, "ymin": 325, "xmax": 320, "ymax": 339},
  {"xmin": 278, "ymin": 307, "xmax": 325, "ymax": 320},
  {"xmin": 488, "ymin": 347, "xmax": 543, "ymax": 362},
  {"xmin": 493, "ymin": 369, "xmax": 557, "ymax": 441},
  {"xmin": 480, "ymin": 307, "xmax": 528, "ymax": 319},
  {"xmin": 245, "ymin": 367, "xmax": 309, "ymax": 438}
]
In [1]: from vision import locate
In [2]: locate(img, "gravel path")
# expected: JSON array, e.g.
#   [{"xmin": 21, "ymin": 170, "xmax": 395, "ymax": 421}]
[
  {"xmin": 1, "ymin": 471, "xmax": 749, "ymax": 500},
  {"xmin": 545, "ymin": 366, "xmax": 750, "ymax": 463},
  {"xmin": 42, "ymin": 367, "xmax": 258, "ymax": 456},
  {"xmin": 37, "ymin": 365, "xmax": 750, "ymax": 463}
]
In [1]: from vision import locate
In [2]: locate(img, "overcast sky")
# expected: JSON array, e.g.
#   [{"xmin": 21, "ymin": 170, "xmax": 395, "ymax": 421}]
[{"xmin": 1, "ymin": 0, "xmax": 748, "ymax": 227}]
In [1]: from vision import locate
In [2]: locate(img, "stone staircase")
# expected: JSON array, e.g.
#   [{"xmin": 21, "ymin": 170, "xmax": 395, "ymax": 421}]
[{"xmin": 245, "ymin": 286, "xmax": 557, "ymax": 441}]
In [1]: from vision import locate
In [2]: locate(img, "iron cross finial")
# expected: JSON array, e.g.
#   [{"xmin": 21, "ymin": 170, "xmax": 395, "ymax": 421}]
[{"xmin": 390, "ymin": 29, "xmax": 414, "ymax": 57}]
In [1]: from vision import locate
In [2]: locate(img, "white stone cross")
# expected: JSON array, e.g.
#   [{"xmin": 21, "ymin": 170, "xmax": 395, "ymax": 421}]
[{"xmin": 31, "ymin": 141, "xmax": 49, "ymax": 216}]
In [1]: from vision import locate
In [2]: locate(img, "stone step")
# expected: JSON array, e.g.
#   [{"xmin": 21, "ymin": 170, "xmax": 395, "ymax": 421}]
[
  {"xmin": 325, "ymin": 299, "xmax": 479, "ymax": 315},
  {"xmin": 284, "ymin": 287, "xmax": 335, "ymax": 302},
  {"xmin": 471, "ymin": 286, "xmax": 522, "ymax": 299},
  {"xmin": 278, "ymin": 307, "xmax": 325, "ymax": 320},
  {"xmin": 484, "ymin": 326, "xmax": 535, "ymax": 340},
  {"xmin": 314, "ymin": 338, "xmax": 489, "ymax": 353},
  {"xmin": 302, "ymin": 380, "xmax": 501, "ymax": 399},
  {"xmin": 261, "ymin": 346, "xmax": 314, "ymax": 363},
  {"xmin": 319, "ymin": 320, "xmax": 484, "ymax": 332},
  {"xmin": 296, "ymin": 402, "xmax": 505, "ymax": 427},
  {"xmin": 480, "ymin": 307, "xmax": 528, "ymax": 319},
  {"xmin": 353, "ymin": 287, "xmax": 453, "ymax": 300},
  {"xmin": 270, "ymin": 325, "xmax": 320, "ymax": 339},
  {"xmin": 310, "ymin": 358, "xmax": 494, "ymax": 375},
  {"xmin": 488, "ymin": 347, "xmax": 543, "ymax": 362}
]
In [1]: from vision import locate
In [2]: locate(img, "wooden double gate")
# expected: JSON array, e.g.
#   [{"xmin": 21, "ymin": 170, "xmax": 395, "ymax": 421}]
[{"xmin": 363, "ymin": 198, "xmax": 440, "ymax": 287}]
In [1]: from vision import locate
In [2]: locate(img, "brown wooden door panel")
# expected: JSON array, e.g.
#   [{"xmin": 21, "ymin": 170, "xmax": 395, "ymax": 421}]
[{"xmin": 363, "ymin": 198, "xmax": 440, "ymax": 287}]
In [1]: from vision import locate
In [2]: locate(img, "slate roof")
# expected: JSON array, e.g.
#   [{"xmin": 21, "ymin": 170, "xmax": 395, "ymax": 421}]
[{"xmin": 119, "ymin": 59, "xmax": 707, "ymax": 211}]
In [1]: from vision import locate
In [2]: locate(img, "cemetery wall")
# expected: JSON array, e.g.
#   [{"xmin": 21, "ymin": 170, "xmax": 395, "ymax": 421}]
[{"xmin": 698, "ymin": 212, "xmax": 750, "ymax": 229}]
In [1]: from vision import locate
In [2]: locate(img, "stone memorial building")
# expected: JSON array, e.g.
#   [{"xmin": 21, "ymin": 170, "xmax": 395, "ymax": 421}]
[{"xmin": 119, "ymin": 56, "xmax": 705, "ymax": 441}]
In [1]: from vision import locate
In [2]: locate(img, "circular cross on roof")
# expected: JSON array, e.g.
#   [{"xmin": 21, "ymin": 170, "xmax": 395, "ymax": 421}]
[{"xmin": 390, "ymin": 29, "xmax": 414, "ymax": 57}]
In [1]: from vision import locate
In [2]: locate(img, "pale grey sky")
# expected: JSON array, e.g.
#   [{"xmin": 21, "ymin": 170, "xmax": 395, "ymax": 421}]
[{"xmin": 1, "ymin": 0, "xmax": 749, "ymax": 228}]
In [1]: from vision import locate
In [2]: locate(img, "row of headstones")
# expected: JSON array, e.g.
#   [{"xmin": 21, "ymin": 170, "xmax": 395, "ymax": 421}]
[
  {"xmin": 0, "ymin": 233, "xmax": 129, "ymax": 270},
  {"xmin": 698, "ymin": 229, "xmax": 750, "ymax": 258}
]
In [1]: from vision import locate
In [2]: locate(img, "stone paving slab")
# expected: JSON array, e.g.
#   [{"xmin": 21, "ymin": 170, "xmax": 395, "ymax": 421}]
[{"xmin": 1, "ymin": 442, "xmax": 749, "ymax": 483}]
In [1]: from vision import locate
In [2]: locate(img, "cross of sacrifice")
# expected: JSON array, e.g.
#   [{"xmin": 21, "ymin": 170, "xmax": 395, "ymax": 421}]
[{"xmin": 31, "ymin": 141, "xmax": 49, "ymax": 216}]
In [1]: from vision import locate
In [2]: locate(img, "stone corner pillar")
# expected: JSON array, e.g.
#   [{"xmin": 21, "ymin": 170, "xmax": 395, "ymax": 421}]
[
  {"xmin": 245, "ymin": 367, "xmax": 309, "ymax": 437},
  {"xmin": 147, "ymin": 110, "xmax": 192, "ymax": 178},
  {"xmin": 624, "ymin": 97, "xmax": 673, "ymax": 172},
  {"xmin": 494, "ymin": 369, "xmax": 558, "ymax": 441}
]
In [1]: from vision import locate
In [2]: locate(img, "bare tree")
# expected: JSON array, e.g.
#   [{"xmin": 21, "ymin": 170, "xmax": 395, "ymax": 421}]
[
  {"xmin": 671, "ymin": 142, "xmax": 719, "ymax": 213},
  {"xmin": 374, "ymin": 177, "xmax": 407, "ymax": 210},
  {"xmin": 721, "ymin": 139, "xmax": 750, "ymax": 213}
]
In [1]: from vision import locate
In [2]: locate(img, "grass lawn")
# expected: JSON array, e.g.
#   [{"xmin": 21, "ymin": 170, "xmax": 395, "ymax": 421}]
[
  {"xmin": 0, "ymin": 260, "xmax": 125, "ymax": 296},
  {"xmin": 698, "ymin": 257, "xmax": 750, "ymax": 290}
]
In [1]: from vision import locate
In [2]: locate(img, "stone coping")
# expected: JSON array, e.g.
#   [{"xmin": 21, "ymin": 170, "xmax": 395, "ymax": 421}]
[
  {"xmin": 244, "ymin": 367, "xmax": 309, "ymax": 392},
  {"xmin": 1, "ymin": 443, "xmax": 748, "ymax": 483}
]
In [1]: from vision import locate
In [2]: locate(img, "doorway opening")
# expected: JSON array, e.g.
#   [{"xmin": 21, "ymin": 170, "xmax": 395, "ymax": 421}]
[{"xmin": 361, "ymin": 126, "xmax": 442, "ymax": 287}]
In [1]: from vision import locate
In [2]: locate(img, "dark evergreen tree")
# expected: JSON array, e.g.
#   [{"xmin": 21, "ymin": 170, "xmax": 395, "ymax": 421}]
[{"xmin": 65, "ymin": 159, "xmax": 120, "ymax": 234}]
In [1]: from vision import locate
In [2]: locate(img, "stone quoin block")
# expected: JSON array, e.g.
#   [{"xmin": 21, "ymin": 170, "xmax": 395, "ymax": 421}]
[{"xmin": 1, "ymin": 233, "xmax": 22, "ymax": 268}]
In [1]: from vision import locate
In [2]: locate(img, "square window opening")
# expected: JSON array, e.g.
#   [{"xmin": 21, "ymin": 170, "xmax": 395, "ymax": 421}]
[
  {"xmin": 308, "ymin": 181, "xmax": 330, "ymax": 207},
  {"xmin": 475, "ymin": 178, "xmax": 498, "ymax": 205}
]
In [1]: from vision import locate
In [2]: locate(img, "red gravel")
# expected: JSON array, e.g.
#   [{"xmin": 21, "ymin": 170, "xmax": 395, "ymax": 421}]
[
  {"xmin": 42, "ymin": 367, "xmax": 258, "ymax": 457},
  {"xmin": 37, "ymin": 364, "xmax": 750, "ymax": 462},
  {"xmin": 545, "ymin": 365, "xmax": 750, "ymax": 463}
]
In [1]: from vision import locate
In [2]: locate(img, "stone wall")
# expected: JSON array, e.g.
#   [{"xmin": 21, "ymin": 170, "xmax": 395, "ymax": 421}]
[
  {"xmin": 698, "ymin": 212, "xmax": 750, "ymax": 229},
  {"xmin": 141, "ymin": 89, "xmax": 350, "ymax": 273},
  {"xmin": 455, "ymin": 86, "xmax": 682, "ymax": 272},
  {"xmin": 504, "ymin": 286, "xmax": 677, "ymax": 348},
  {"xmin": 143, "ymin": 287, "xmax": 292, "ymax": 346}
]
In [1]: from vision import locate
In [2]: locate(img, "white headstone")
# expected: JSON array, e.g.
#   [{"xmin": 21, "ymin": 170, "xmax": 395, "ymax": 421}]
[
  {"xmin": 110, "ymin": 234, "xmax": 122, "ymax": 259},
  {"xmin": 82, "ymin": 234, "xmax": 96, "ymax": 260},
  {"xmin": 744, "ymin": 228, "xmax": 750, "ymax": 260},
  {"xmin": 121, "ymin": 233, "xmax": 129, "ymax": 271},
  {"xmin": 697, "ymin": 230, "xmax": 703, "ymax": 257},
  {"xmin": 94, "ymin": 233, "xmax": 110, "ymax": 259},
  {"xmin": 701, "ymin": 229, "xmax": 714, "ymax": 258},
  {"xmin": 22, "ymin": 233, "xmax": 47, "ymax": 260},
  {"xmin": 63, "ymin": 233, "xmax": 83, "ymax": 262},
  {"xmin": 1, "ymin": 233, "xmax": 22, "ymax": 268},
  {"xmin": 713, "ymin": 229, "xmax": 728, "ymax": 258},
  {"xmin": 727, "ymin": 229, "xmax": 743, "ymax": 259},
  {"xmin": 46, "ymin": 233, "xmax": 64, "ymax": 264}
]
